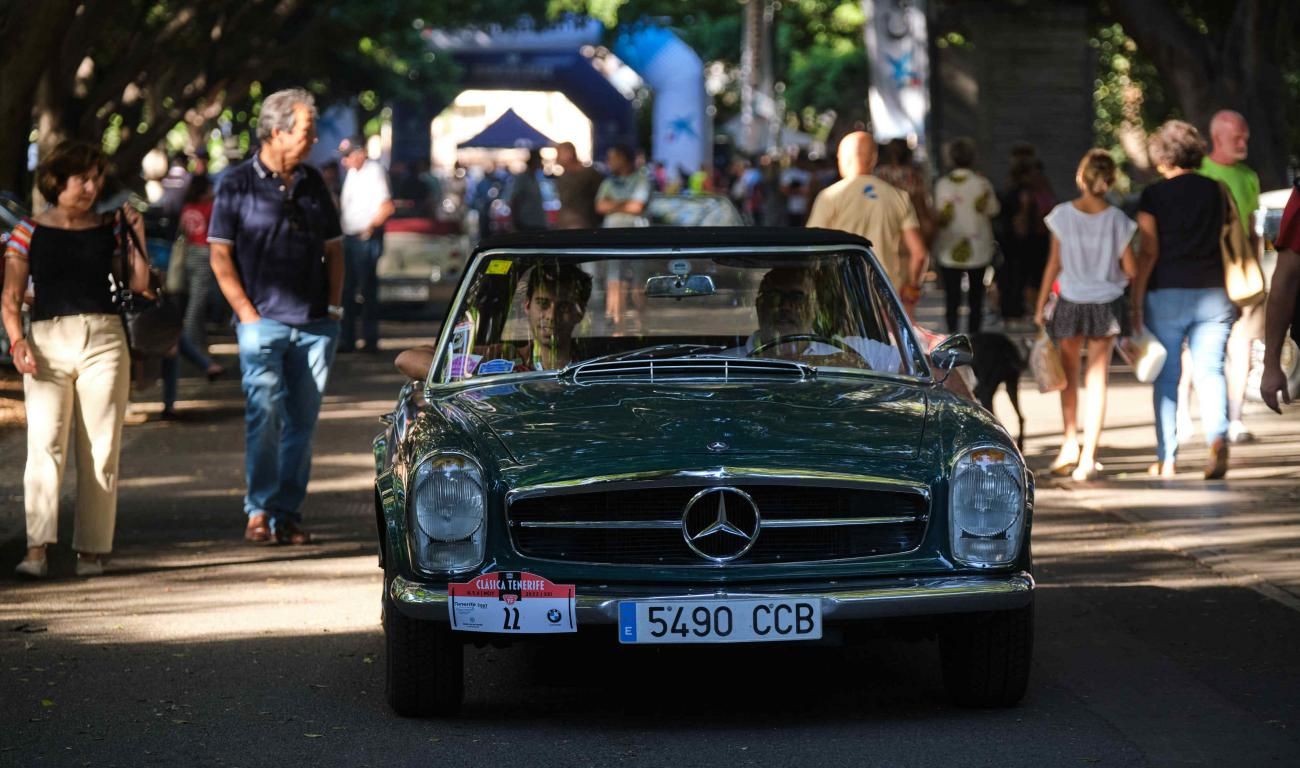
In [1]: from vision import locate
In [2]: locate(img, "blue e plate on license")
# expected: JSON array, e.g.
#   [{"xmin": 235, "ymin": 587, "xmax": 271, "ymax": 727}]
[{"xmin": 618, "ymin": 599, "xmax": 822, "ymax": 644}]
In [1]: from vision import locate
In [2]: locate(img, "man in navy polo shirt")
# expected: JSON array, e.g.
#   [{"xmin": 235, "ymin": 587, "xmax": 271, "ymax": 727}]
[{"xmin": 208, "ymin": 87, "xmax": 345, "ymax": 546}]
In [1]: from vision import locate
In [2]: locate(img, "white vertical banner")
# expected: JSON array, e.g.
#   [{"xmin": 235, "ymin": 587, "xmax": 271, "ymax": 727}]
[{"xmin": 863, "ymin": 0, "xmax": 930, "ymax": 144}]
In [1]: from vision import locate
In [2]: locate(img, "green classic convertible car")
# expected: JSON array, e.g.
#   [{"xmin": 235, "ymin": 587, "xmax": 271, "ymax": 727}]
[{"xmin": 373, "ymin": 228, "xmax": 1034, "ymax": 716}]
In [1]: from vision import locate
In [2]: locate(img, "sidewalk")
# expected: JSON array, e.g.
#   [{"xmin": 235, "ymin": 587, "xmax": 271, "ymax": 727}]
[{"xmin": 914, "ymin": 293, "xmax": 1300, "ymax": 610}]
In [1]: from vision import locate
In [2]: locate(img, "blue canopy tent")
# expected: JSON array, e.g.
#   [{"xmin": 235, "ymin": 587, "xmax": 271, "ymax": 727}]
[{"xmin": 458, "ymin": 109, "xmax": 558, "ymax": 150}]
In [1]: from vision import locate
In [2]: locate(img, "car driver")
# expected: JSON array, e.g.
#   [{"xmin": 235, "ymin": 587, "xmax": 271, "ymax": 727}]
[{"xmin": 735, "ymin": 266, "xmax": 902, "ymax": 373}]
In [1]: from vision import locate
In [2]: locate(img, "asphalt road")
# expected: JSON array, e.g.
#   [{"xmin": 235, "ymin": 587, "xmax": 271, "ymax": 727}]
[{"xmin": 3, "ymin": 320, "xmax": 1300, "ymax": 768}]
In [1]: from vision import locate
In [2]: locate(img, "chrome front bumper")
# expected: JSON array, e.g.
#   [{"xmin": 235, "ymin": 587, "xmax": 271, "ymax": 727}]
[{"xmin": 390, "ymin": 572, "xmax": 1034, "ymax": 624}]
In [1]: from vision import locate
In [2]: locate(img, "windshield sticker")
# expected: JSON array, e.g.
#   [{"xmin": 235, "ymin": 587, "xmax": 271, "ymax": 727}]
[
  {"xmin": 445, "ymin": 320, "xmax": 476, "ymax": 381},
  {"xmin": 485, "ymin": 259, "xmax": 512, "ymax": 275},
  {"xmin": 476, "ymin": 358, "xmax": 516, "ymax": 375},
  {"xmin": 448, "ymin": 354, "xmax": 482, "ymax": 378},
  {"xmin": 448, "ymin": 571, "xmax": 576, "ymax": 634}
]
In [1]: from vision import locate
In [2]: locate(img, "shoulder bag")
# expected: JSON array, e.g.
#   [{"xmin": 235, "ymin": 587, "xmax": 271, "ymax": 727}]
[
  {"xmin": 1217, "ymin": 182, "xmax": 1266, "ymax": 308},
  {"xmin": 112, "ymin": 210, "xmax": 184, "ymax": 358}
]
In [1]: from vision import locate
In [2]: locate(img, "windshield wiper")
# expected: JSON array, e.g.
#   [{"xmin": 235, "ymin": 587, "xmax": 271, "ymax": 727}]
[{"xmin": 566, "ymin": 343, "xmax": 727, "ymax": 369}]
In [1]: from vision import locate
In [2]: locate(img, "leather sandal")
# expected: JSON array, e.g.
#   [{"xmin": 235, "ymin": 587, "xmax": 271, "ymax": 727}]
[{"xmin": 244, "ymin": 513, "xmax": 274, "ymax": 544}]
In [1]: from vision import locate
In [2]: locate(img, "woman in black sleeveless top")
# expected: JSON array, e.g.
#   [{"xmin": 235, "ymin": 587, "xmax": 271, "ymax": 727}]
[{"xmin": 1, "ymin": 141, "xmax": 151, "ymax": 578}]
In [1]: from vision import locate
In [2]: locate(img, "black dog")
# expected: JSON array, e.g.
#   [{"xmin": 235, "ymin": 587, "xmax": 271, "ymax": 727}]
[{"xmin": 970, "ymin": 332, "xmax": 1026, "ymax": 449}]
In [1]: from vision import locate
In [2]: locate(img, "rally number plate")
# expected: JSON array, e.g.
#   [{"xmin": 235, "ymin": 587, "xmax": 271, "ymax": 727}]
[{"xmin": 617, "ymin": 599, "xmax": 822, "ymax": 644}]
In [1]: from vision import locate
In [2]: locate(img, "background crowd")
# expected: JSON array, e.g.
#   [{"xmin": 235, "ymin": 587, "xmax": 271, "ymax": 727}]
[{"xmin": 4, "ymin": 85, "xmax": 1299, "ymax": 579}]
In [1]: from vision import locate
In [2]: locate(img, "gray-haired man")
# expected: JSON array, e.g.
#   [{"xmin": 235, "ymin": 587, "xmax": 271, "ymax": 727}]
[{"xmin": 208, "ymin": 88, "xmax": 345, "ymax": 546}]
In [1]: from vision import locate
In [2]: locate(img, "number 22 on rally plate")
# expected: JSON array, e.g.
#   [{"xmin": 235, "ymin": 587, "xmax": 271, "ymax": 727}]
[{"xmin": 447, "ymin": 571, "xmax": 577, "ymax": 634}]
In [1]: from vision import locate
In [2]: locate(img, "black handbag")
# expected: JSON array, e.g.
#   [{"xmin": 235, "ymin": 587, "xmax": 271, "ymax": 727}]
[{"xmin": 112, "ymin": 211, "xmax": 183, "ymax": 358}]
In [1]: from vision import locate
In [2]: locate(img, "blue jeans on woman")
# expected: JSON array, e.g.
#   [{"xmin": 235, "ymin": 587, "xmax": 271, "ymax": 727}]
[
  {"xmin": 1144, "ymin": 287, "xmax": 1237, "ymax": 463},
  {"xmin": 236, "ymin": 317, "xmax": 338, "ymax": 530}
]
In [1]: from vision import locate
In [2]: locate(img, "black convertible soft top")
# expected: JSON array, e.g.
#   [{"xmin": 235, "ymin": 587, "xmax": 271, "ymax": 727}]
[{"xmin": 475, "ymin": 226, "xmax": 874, "ymax": 253}]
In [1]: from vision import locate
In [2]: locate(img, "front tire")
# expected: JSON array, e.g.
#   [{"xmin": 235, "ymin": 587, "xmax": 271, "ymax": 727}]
[
  {"xmin": 939, "ymin": 603, "xmax": 1033, "ymax": 708},
  {"xmin": 383, "ymin": 579, "xmax": 464, "ymax": 717}
]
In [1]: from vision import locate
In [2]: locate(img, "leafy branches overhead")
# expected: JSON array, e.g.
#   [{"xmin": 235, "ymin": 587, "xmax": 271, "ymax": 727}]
[{"xmin": 0, "ymin": 0, "xmax": 535, "ymax": 194}]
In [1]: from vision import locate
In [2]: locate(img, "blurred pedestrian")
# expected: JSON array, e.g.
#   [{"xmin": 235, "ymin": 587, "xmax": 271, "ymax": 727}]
[
  {"xmin": 933, "ymin": 137, "xmax": 1000, "ymax": 333},
  {"xmin": 337, "ymin": 135, "xmax": 394, "ymax": 354},
  {"xmin": 1132, "ymin": 120, "xmax": 1235, "ymax": 479},
  {"xmin": 1198, "ymin": 110, "xmax": 1262, "ymax": 442},
  {"xmin": 159, "ymin": 152, "xmax": 191, "ymax": 218},
  {"xmin": 2, "ymin": 141, "xmax": 152, "ymax": 577},
  {"xmin": 996, "ymin": 144, "xmax": 1053, "ymax": 323},
  {"xmin": 159, "ymin": 175, "xmax": 225, "ymax": 419},
  {"xmin": 806, "ymin": 131, "xmax": 928, "ymax": 314},
  {"xmin": 780, "ymin": 151, "xmax": 813, "ymax": 227},
  {"xmin": 177, "ymin": 175, "xmax": 223, "ymax": 374},
  {"xmin": 596, "ymin": 144, "xmax": 652, "ymax": 323},
  {"xmin": 207, "ymin": 87, "xmax": 345, "ymax": 545},
  {"xmin": 1034, "ymin": 149, "xmax": 1137, "ymax": 481},
  {"xmin": 596, "ymin": 144, "xmax": 651, "ymax": 227},
  {"xmin": 553, "ymin": 142, "xmax": 603, "ymax": 229},
  {"xmin": 1261, "ymin": 181, "xmax": 1299, "ymax": 413},
  {"xmin": 876, "ymin": 138, "xmax": 936, "ymax": 246},
  {"xmin": 508, "ymin": 150, "xmax": 547, "ymax": 232}
]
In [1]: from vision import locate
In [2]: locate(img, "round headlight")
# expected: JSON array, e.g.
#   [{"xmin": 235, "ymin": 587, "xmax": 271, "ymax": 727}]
[
  {"xmin": 411, "ymin": 455, "xmax": 484, "ymax": 542},
  {"xmin": 949, "ymin": 447, "xmax": 1026, "ymax": 566}
]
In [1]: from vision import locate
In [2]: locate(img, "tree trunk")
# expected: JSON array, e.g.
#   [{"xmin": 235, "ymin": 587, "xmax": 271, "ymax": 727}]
[
  {"xmin": 1107, "ymin": 0, "xmax": 1291, "ymax": 189},
  {"xmin": 0, "ymin": 0, "xmax": 81, "ymax": 196}
]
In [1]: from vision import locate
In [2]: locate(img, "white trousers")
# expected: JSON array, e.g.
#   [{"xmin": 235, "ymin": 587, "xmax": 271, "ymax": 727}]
[{"xmin": 23, "ymin": 314, "xmax": 129, "ymax": 553}]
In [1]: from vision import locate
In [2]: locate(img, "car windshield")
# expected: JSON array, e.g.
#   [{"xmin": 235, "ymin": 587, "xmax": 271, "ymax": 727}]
[{"xmin": 431, "ymin": 249, "xmax": 923, "ymax": 384}]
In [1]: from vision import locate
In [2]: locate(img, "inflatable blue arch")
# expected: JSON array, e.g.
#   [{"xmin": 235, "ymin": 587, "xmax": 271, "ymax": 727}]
[{"xmin": 394, "ymin": 17, "xmax": 710, "ymax": 173}]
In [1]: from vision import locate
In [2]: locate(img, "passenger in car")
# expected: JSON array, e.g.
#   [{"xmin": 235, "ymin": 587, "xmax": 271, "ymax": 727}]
[
  {"xmin": 394, "ymin": 263, "xmax": 593, "ymax": 379},
  {"xmin": 727, "ymin": 267, "xmax": 902, "ymax": 373}
]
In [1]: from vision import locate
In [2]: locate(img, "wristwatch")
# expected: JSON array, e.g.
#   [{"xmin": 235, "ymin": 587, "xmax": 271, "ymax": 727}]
[{"xmin": 327, "ymin": 304, "xmax": 344, "ymax": 320}]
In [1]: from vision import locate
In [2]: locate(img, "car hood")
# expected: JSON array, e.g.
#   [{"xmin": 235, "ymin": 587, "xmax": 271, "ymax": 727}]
[{"xmin": 441, "ymin": 377, "xmax": 929, "ymax": 466}]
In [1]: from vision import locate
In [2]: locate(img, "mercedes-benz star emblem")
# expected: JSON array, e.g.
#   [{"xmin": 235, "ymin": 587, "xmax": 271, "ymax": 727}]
[
  {"xmin": 707, "ymin": 441, "xmax": 728, "ymax": 452},
  {"xmin": 681, "ymin": 487, "xmax": 761, "ymax": 563}
]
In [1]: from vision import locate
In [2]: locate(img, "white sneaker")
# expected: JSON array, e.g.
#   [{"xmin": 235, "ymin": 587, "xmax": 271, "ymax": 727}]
[
  {"xmin": 15, "ymin": 558, "xmax": 48, "ymax": 578},
  {"xmin": 1227, "ymin": 421, "xmax": 1255, "ymax": 444},
  {"xmin": 75, "ymin": 557, "xmax": 104, "ymax": 577}
]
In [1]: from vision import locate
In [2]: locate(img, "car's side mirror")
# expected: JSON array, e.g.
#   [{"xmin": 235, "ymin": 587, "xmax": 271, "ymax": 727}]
[{"xmin": 930, "ymin": 334, "xmax": 974, "ymax": 376}]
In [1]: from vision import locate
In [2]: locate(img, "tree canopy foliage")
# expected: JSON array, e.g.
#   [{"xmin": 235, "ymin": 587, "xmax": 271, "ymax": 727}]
[{"xmin": 3, "ymin": 0, "xmax": 1296, "ymax": 199}]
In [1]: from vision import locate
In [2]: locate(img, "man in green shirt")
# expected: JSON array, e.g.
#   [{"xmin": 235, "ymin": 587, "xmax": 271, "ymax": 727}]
[{"xmin": 1198, "ymin": 109, "xmax": 1262, "ymax": 443}]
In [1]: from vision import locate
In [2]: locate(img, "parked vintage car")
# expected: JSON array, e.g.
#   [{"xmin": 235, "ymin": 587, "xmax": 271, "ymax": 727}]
[
  {"xmin": 376, "ymin": 200, "xmax": 470, "ymax": 316},
  {"xmin": 372, "ymin": 228, "xmax": 1034, "ymax": 716}
]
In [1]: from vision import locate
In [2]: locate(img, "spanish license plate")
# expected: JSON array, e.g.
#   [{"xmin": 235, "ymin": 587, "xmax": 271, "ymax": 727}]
[{"xmin": 617, "ymin": 599, "xmax": 822, "ymax": 644}]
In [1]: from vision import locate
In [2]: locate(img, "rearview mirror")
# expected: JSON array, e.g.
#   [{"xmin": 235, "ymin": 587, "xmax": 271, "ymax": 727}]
[
  {"xmin": 645, "ymin": 274, "xmax": 716, "ymax": 298},
  {"xmin": 930, "ymin": 334, "xmax": 974, "ymax": 373}
]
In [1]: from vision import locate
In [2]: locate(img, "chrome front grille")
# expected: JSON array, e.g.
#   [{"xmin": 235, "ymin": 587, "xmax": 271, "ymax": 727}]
[{"xmin": 507, "ymin": 483, "xmax": 929, "ymax": 565}]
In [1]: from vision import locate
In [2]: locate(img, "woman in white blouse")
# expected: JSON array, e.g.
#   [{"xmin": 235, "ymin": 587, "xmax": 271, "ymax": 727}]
[{"xmin": 1034, "ymin": 149, "xmax": 1138, "ymax": 481}]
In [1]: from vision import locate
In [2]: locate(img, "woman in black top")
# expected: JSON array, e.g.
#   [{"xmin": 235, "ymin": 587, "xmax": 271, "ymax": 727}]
[
  {"xmin": 2, "ymin": 141, "xmax": 151, "ymax": 578},
  {"xmin": 1132, "ymin": 120, "xmax": 1236, "ymax": 479}
]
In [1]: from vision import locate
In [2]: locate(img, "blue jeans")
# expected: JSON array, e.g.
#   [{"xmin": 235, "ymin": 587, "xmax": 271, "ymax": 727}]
[
  {"xmin": 236, "ymin": 317, "xmax": 338, "ymax": 527},
  {"xmin": 1144, "ymin": 288, "xmax": 1237, "ymax": 463},
  {"xmin": 162, "ymin": 335, "xmax": 215, "ymax": 411},
  {"xmin": 341, "ymin": 234, "xmax": 382, "ymax": 350}
]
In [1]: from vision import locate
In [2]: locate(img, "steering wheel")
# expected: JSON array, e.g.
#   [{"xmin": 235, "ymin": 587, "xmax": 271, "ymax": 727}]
[{"xmin": 747, "ymin": 333, "xmax": 866, "ymax": 362}]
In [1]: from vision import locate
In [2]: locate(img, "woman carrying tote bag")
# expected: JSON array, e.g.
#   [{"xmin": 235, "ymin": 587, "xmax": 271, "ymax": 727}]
[{"xmin": 1131, "ymin": 121, "xmax": 1237, "ymax": 480}]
